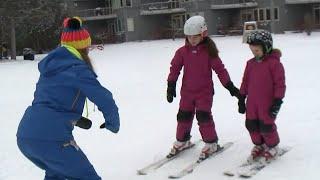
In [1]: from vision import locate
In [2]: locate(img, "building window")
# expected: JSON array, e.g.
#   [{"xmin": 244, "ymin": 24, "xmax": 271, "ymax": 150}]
[
  {"xmin": 127, "ymin": 18, "xmax": 134, "ymax": 32},
  {"xmin": 241, "ymin": 9, "xmax": 254, "ymax": 22},
  {"xmin": 108, "ymin": 23, "xmax": 115, "ymax": 34},
  {"xmin": 259, "ymin": 9, "xmax": 264, "ymax": 21},
  {"xmin": 254, "ymin": 9, "xmax": 258, "ymax": 21},
  {"xmin": 106, "ymin": 0, "xmax": 112, "ymax": 7},
  {"xmin": 274, "ymin": 8, "xmax": 279, "ymax": 21},
  {"xmin": 115, "ymin": 19, "xmax": 124, "ymax": 33},
  {"xmin": 120, "ymin": 0, "xmax": 132, "ymax": 7},
  {"xmin": 266, "ymin": 8, "xmax": 271, "ymax": 21},
  {"xmin": 171, "ymin": 13, "xmax": 190, "ymax": 30},
  {"xmin": 252, "ymin": 8, "xmax": 277, "ymax": 22},
  {"xmin": 112, "ymin": 0, "xmax": 132, "ymax": 8},
  {"xmin": 125, "ymin": 0, "xmax": 132, "ymax": 7}
]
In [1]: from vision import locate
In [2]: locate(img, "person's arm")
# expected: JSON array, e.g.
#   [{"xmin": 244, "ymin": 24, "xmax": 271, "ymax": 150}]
[
  {"xmin": 240, "ymin": 61, "xmax": 250, "ymax": 97},
  {"xmin": 166, "ymin": 49, "xmax": 183, "ymax": 103},
  {"xmin": 71, "ymin": 65, "xmax": 120, "ymax": 133},
  {"xmin": 272, "ymin": 61, "xmax": 286, "ymax": 100},
  {"xmin": 167, "ymin": 49, "xmax": 183, "ymax": 83},
  {"xmin": 211, "ymin": 57, "xmax": 230, "ymax": 86},
  {"xmin": 237, "ymin": 62, "xmax": 250, "ymax": 114},
  {"xmin": 212, "ymin": 57, "xmax": 239, "ymax": 97},
  {"xmin": 269, "ymin": 60, "xmax": 286, "ymax": 118}
]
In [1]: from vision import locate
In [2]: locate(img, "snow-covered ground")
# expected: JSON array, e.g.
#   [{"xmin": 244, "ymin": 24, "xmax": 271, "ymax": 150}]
[{"xmin": 1, "ymin": 32, "xmax": 319, "ymax": 180}]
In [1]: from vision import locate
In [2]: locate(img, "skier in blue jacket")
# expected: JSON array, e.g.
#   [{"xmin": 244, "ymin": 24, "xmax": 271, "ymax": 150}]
[{"xmin": 16, "ymin": 17, "xmax": 120, "ymax": 180}]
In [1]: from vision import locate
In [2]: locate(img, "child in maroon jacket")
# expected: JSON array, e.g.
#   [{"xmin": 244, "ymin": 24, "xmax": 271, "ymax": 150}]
[
  {"xmin": 166, "ymin": 16, "xmax": 239, "ymax": 159},
  {"xmin": 239, "ymin": 30, "xmax": 286, "ymax": 163}
]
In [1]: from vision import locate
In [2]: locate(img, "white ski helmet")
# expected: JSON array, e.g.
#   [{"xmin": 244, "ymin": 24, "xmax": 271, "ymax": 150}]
[{"xmin": 184, "ymin": 15, "xmax": 208, "ymax": 36}]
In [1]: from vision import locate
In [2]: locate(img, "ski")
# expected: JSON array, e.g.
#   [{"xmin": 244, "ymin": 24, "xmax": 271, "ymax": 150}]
[
  {"xmin": 238, "ymin": 147, "xmax": 291, "ymax": 178},
  {"xmin": 223, "ymin": 160, "xmax": 257, "ymax": 177},
  {"xmin": 137, "ymin": 140, "xmax": 201, "ymax": 175},
  {"xmin": 168, "ymin": 142, "xmax": 233, "ymax": 179}
]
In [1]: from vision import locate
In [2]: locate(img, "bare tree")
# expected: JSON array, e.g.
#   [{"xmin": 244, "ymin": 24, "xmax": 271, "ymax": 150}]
[{"xmin": 0, "ymin": 0, "xmax": 69, "ymax": 59}]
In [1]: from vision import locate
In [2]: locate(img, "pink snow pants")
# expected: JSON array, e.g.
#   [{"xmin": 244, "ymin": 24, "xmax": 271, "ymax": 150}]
[
  {"xmin": 245, "ymin": 99, "xmax": 280, "ymax": 147},
  {"xmin": 176, "ymin": 90, "xmax": 217, "ymax": 143}
]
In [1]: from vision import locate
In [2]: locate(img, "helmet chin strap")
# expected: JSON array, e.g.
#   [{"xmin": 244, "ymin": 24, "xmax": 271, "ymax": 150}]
[
  {"xmin": 255, "ymin": 46, "xmax": 272, "ymax": 61},
  {"xmin": 254, "ymin": 55, "xmax": 264, "ymax": 62}
]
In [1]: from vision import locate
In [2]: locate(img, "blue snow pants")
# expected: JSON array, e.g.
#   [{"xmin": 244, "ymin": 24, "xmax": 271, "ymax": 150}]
[{"xmin": 17, "ymin": 138, "xmax": 101, "ymax": 180}]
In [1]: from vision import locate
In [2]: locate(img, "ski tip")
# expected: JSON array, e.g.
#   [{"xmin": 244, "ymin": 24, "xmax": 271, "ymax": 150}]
[
  {"xmin": 137, "ymin": 170, "xmax": 147, "ymax": 175},
  {"xmin": 223, "ymin": 171, "xmax": 235, "ymax": 176},
  {"xmin": 219, "ymin": 142, "xmax": 234, "ymax": 150},
  {"xmin": 239, "ymin": 174, "xmax": 252, "ymax": 178},
  {"xmin": 224, "ymin": 142, "xmax": 234, "ymax": 146},
  {"xmin": 168, "ymin": 175, "xmax": 179, "ymax": 179}
]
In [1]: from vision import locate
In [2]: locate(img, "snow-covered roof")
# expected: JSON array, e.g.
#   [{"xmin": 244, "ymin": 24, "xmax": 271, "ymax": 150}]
[{"xmin": 285, "ymin": 0, "xmax": 320, "ymax": 4}]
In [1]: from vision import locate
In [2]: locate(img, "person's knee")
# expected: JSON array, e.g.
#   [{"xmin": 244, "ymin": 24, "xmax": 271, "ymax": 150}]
[
  {"xmin": 196, "ymin": 111, "xmax": 211, "ymax": 123},
  {"xmin": 245, "ymin": 119, "xmax": 260, "ymax": 132},
  {"xmin": 177, "ymin": 109, "xmax": 193, "ymax": 122},
  {"xmin": 259, "ymin": 121, "xmax": 274, "ymax": 133}
]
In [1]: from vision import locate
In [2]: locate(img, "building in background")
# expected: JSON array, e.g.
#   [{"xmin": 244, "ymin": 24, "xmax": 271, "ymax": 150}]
[{"xmin": 69, "ymin": 0, "xmax": 320, "ymax": 43}]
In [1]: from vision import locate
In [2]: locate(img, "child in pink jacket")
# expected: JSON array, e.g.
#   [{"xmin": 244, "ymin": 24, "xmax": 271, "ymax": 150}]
[
  {"xmin": 239, "ymin": 30, "xmax": 286, "ymax": 163},
  {"xmin": 166, "ymin": 16, "xmax": 239, "ymax": 159}
]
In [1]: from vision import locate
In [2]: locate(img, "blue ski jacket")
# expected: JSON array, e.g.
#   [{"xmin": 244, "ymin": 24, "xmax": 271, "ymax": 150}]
[{"xmin": 17, "ymin": 46, "xmax": 120, "ymax": 141}]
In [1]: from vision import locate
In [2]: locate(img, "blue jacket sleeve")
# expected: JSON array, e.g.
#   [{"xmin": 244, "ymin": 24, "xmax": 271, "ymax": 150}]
[{"xmin": 71, "ymin": 65, "xmax": 120, "ymax": 133}]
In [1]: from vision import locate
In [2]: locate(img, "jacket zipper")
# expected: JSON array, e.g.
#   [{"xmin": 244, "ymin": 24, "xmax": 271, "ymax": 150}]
[{"xmin": 71, "ymin": 90, "xmax": 81, "ymax": 111}]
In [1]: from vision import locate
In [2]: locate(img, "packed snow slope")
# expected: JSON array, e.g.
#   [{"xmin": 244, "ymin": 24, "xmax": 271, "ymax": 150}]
[{"xmin": 0, "ymin": 32, "xmax": 319, "ymax": 180}]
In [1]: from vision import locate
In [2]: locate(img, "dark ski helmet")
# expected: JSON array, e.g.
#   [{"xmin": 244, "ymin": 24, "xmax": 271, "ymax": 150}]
[{"xmin": 247, "ymin": 30, "xmax": 273, "ymax": 54}]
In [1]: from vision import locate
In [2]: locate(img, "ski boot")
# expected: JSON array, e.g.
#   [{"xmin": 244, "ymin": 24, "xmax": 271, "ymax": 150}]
[
  {"xmin": 247, "ymin": 144, "xmax": 266, "ymax": 163},
  {"xmin": 167, "ymin": 140, "xmax": 193, "ymax": 158},
  {"xmin": 260, "ymin": 146, "xmax": 279, "ymax": 163},
  {"xmin": 199, "ymin": 142, "xmax": 219, "ymax": 160}
]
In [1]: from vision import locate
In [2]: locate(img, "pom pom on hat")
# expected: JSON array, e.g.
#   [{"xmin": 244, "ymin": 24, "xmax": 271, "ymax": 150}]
[
  {"xmin": 66, "ymin": 17, "xmax": 83, "ymax": 29},
  {"xmin": 61, "ymin": 17, "xmax": 91, "ymax": 49}
]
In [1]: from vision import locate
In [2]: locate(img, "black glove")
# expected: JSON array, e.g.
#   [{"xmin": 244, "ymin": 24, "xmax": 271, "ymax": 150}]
[
  {"xmin": 269, "ymin": 98, "xmax": 283, "ymax": 118},
  {"xmin": 99, "ymin": 112, "xmax": 120, "ymax": 133},
  {"xmin": 100, "ymin": 122, "xmax": 119, "ymax": 133},
  {"xmin": 167, "ymin": 81, "xmax": 176, "ymax": 103},
  {"xmin": 238, "ymin": 95, "xmax": 246, "ymax": 114},
  {"xmin": 225, "ymin": 81, "xmax": 240, "ymax": 98},
  {"xmin": 100, "ymin": 123, "xmax": 105, "ymax": 128},
  {"xmin": 75, "ymin": 116, "xmax": 92, "ymax": 129}
]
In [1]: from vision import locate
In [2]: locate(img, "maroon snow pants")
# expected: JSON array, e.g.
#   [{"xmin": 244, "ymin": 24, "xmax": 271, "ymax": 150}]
[
  {"xmin": 245, "ymin": 100, "xmax": 280, "ymax": 147},
  {"xmin": 175, "ymin": 90, "xmax": 218, "ymax": 143}
]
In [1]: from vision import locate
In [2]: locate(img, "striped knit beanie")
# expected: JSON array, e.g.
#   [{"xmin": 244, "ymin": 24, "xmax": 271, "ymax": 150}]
[{"xmin": 61, "ymin": 17, "xmax": 91, "ymax": 49}]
